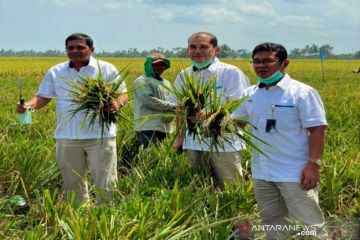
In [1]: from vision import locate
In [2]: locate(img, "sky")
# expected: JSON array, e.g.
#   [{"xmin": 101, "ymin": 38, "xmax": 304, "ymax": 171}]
[{"xmin": 0, "ymin": 0, "xmax": 359, "ymax": 54}]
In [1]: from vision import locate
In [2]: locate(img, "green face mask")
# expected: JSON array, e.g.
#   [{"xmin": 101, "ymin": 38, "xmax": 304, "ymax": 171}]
[
  {"xmin": 256, "ymin": 71, "xmax": 284, "ymax": 85},
  {"xmin": 191, "ymin": 59, "xmax": 213, "ymax": 70},
  {"xmin": 144, "ymin": 56, "xmax": 170, "ymax": 78}
]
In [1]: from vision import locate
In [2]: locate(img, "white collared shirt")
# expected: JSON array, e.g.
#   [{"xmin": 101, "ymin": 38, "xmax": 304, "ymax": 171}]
[
  {"xmin": 37, "ymin": 56, "xmax": 127, "ymax": 139},
  {"xmin": 232, "ymin": 74, "xmax": 327, "ymax": 182},
  {"xmin": 169, "ymin": 60, "xmax": 250, "ymax": 152}
]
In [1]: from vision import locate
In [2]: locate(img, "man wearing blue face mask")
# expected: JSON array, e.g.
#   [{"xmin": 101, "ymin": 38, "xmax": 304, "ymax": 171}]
[
  {"xmin": 233, "ymin": 42, "xmax": 328, "ymax": 239},
  {"xmin": 169, "ymin": 32, "xmax": 250, "ymax": 189}
]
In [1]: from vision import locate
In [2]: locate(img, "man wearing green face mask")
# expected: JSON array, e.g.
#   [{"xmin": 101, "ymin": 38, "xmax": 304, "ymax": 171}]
[
  {"xmin": 133, "ymin": 53, "xmax": 176, "ymax": 148},
  {"xmin": 233, "ymin": 42, "xmax": 328, "ymax": 239},
  {"xmin": 168, "ymin": 32, "xmax": 250, "ymax": 189}
]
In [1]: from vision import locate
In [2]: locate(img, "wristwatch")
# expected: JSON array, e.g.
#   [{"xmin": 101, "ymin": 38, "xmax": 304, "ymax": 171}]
[{"xmin": 308, "ymin": 159, "xmax": 322, "ymax": 166}]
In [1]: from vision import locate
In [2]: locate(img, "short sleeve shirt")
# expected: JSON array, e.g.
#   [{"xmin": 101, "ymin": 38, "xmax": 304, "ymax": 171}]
[
  {"xmin": 37, "ymin": 56, "xmax": 127, "ymax": 139},
  {"xmin": 232, "ymin": 74, "xmax": 327, "ymax": 182},
  {"xmin": 168, "ymin": 61, "xmax": 250, "ymax": 152}
]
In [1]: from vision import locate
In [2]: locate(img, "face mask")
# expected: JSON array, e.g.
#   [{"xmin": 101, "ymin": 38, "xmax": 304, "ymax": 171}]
[
  {"xmin": 191, "ymin": 58, "xmax": 213, "ymax": 70},
  {"xmin": 256, "ymin": 71, "xmax": 284, "ymax": 85},
  {"xmin": 144, "ymin": 56, "xmax": 170, "ymax": 78}
]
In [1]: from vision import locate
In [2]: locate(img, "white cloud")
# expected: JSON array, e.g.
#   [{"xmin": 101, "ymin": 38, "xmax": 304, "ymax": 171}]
[
  {"xmin": 51, "ymin": 0, "xmax": 83, "ymax": 6},
  {"xmin": 137, "ymin": 0, "xmax": 221, "ymax": 5},
  {"xmin": 276, "ymin": 15, "xmax": 324, "ymax": 28},
  {"xmin": 327, "ymin": 0, "xmax": 360, "ymax": 24},
  {"xmin": 1, "ymin": 0, "xmax": 359, "ymax": 53},
  {"xmin": 152, "ymin": 7, "xmax": 176, "ymax": 21},
  {"xmin": 100, "ymin": 2, "xmax": 121, "ymax": 11},
  {"xmin": 237, "ymin": 2, "xmax": 276, "ymax": 16},
  {"xmin": 148, "ymin": 4, "xmax": 245, "ymax": 24},
  {"xmin": 203, "ymin": 7, "xmax": 246, "ymax": 23},
  {"xmin": 47, "ymin": 0, "xmax": 122, "ymax": 11}
]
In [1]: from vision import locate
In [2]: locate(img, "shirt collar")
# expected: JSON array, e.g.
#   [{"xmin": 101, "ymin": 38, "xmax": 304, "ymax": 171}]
[
  {"xmin": 257, "ymin": 73, "xmax": 290, "ymax": 89},
  {"xmin": 68, "ymin": 56, "xmax": 96, "ymax": 69},
  {"xmin": 275, "ymin": 73, "xmax": 291, "ymax": 89},
  {"xmin": 192, "ymin": 64, "xmax": 211, "ymax": 72},
  {"xmin": 192, "ymin": 58, "xmax": 219, "ymax": 72}
]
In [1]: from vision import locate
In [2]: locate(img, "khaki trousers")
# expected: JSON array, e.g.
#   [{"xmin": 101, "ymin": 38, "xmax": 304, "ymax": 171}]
[
  {"xmin": 253, "ymin": 179, "xmax": 327, "ymax": 239},
  {"xmin": 56, "ymin": 138, "xmax": 117, "ymax": 204},
  {"xmin": 186, "ymin": 150, "xmax": 243, "ymax": 188}
]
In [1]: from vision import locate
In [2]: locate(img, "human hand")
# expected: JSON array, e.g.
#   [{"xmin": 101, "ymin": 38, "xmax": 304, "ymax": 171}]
[
  {"xmin": 188, "ymin": 109, "xmax": 205, "ymax": 123},
  {"xmin": 16, "ymin": 101, "xmax": 27, "ymax": 113},
  {"xmin": 105, "ymin": 100, "xmax": 123, "ymax": 113},
  {"xmin": 300, "ymin": 162, "xmax": 320, "ymax": 191}
]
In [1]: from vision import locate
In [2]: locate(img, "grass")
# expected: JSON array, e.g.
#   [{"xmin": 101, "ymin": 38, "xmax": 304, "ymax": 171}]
[{"xmin": 0, "ymin": 57, "xmax": 359, "ymax": 239}]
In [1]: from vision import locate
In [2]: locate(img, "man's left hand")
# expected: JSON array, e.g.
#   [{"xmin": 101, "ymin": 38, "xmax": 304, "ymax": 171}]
[
  {"xmin": 107, "ymin": 100, "xmax": 124, "ymax": 113},
  {"xmin": 300, "ymin": 162, "xmax": 320, "ymax": 191},
  {"xmin": 188, "ymin": 109, "xmax": 205, "ymax": 123}
]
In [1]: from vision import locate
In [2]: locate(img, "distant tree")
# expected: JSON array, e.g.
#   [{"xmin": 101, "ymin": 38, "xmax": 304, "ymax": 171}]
[
  {"xmin": 218, "ymin": 44, "xmax": 232, "ymax": 58},
  {"xmin": 153, "ymin": 47, "xmax": 165, "ymax": 54},
  {"xmin": 300, "ymin": 44, "xmax": 318, "ymax": 57},
  {"xmin": 44, "ymin": 49, "xmax": 64, "ymax": 56},
  {"xmin": 309, "ymin": 44, "xmax": 318, "ymax": 56},
  {"xmin": 301, "ymin": 45, "xmax": 311, "ymax": 56},
  {"xmin": 141, "ymin": 50, "xmax": 150, "ymax": 57},
  {"xmin": 319, "ymin": 44, "xmax": 334, "ymax": 56},
  {"xmin": 353, "ymin": 50, "xmax": 360, "ymax": 59},
  {"xmin": 0, "ymin": 44, "xmax": 350, "ymax": 59},
  {"xmin": 173, "ymin": 48, "xmax": 187, "ymax": 58},
  {"xmin": 290, "ymin": 48, "xmax": 302, "ymax": 58},
  {"xmin": 236, "ymin": 49, "xmax": 250, "ymax": 59}
]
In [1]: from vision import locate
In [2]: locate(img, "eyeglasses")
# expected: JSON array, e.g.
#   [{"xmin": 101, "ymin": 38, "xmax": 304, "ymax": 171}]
[{"xmin": 250, "ymin": 59, "xmax": 280, "ymax": 66}]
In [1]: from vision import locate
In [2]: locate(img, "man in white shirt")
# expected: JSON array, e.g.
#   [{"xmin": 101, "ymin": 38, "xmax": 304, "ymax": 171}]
[
  {"xmin": 170, "ymin": 32, "xmax": 250, "ymax": 189},
  {"xmin": 16, "ymin": 33, "xmax": 128, "ymax": 205},
  {"xmin": 233, "ymin": 42, "xmax": 327, "ymax": 239}
]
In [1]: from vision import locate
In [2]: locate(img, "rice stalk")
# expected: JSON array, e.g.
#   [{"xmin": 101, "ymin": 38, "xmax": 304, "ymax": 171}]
[
  {"xmin": 65, "ymin": 61, "xmax": 130, "ymax": 139},
  {"xmin": 162, "ymin": 70, "xmax": 268, "ymax": 154}
]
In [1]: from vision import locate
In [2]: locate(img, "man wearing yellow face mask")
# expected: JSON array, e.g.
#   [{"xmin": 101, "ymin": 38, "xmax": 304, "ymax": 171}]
[
  {"xmin": 168, "ymin": 32, "xmax": 250, "ymax": 189},
  {"xmin": 233, "ymin": 42, "xmax": 328, "ymax": 239},
  {"xmin": 133, "ymin": 53, "xmax": 176, "ymax": 148}
]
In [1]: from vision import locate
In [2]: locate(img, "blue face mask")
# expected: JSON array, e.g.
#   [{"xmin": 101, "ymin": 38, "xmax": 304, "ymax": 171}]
[
  {"xmin": 256, "ymin": 71, "xmax": 284, "ymax": 85},
  {"xmin": 191, "ymin": 59, "xmax": 213, "ymax": 70}
]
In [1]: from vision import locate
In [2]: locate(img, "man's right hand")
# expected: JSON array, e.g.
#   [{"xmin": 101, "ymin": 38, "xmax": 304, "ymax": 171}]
[
  {"xmin": 15, "ymin": 96, "xmax": 51, "ymax": 114},
  {"xmin": 16, "ymin": 102, "xmax": 27, "ymax": 113}
]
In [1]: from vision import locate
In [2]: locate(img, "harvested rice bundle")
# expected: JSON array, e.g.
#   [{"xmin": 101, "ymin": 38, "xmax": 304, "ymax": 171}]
[
  {"xmin": 65, "ymin": 62, "xmax": 129, "ymax": 139},
  {"xmin": 164, "ymin": 71, "xmax": 213, "ymax": 139},
  {"xmin": 164, "ymin": 70, "xmax": 266, "ymax": 153}
]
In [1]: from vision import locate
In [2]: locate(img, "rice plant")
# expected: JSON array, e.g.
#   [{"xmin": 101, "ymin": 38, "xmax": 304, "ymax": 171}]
[
  {"xmin": 65, "ymin": 61, "xmax": 130, "ymax": 139},
  {"xmin": 162, "ymin": 70, "xmax": 267, "ymax": 153},
  {"xmin": 0, "ymin": 57, "xmax": 359, "ymax": 239}
]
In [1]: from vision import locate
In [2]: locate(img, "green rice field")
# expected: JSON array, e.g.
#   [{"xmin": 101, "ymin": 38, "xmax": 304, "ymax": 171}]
[{"xmin": 0, "ymin": 57, "xmax": 359, "ymax": 239}]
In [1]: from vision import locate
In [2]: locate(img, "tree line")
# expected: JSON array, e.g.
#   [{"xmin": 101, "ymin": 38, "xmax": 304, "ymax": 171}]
[{"xmin": 1, "ymin": 44, "xmax": 359, "ymax": 59}]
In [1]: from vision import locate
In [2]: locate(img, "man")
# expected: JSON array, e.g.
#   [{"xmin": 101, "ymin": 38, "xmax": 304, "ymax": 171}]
[
  {"xmin": 132, "ymin": 53, "xmax": 175, "ymax": 148},
  {"xmin": 233, "ymin": 42, "xmax": 327, "ymax": 239},
  {"xmin": 16, "ymin": 33, "xmax": 127, "ymax": 205},
  {"xmin": 171, "ymin": 32, "xmax": 250, "ymax": 189}
]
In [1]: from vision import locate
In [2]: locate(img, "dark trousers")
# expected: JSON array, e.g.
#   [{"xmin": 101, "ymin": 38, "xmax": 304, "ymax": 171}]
[{"xmin": 137, "ymin": 131, "xmax": 167, "ymax": 148}]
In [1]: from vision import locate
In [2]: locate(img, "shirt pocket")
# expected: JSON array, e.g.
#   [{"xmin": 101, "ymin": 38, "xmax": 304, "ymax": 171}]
[{"xmin": 273, "ymin": 105, "xmax": 299, "ymax": 130}]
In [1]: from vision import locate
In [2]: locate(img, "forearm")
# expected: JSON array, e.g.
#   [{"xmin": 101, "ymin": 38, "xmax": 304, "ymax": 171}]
[
  {"xmin": 143, "ymin": 97, "xmax": 176, "ymax": 111},
  {"xmin": 26, "ymin": 96, "xmax": 51, "ymax": 109},
  {"xmin": 175, "ymin": 112, "xmax": 184, "ymax": 138},
  {"xmin": 308, "ymin": 125, "xmax": 326, "ymax": 161}
]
